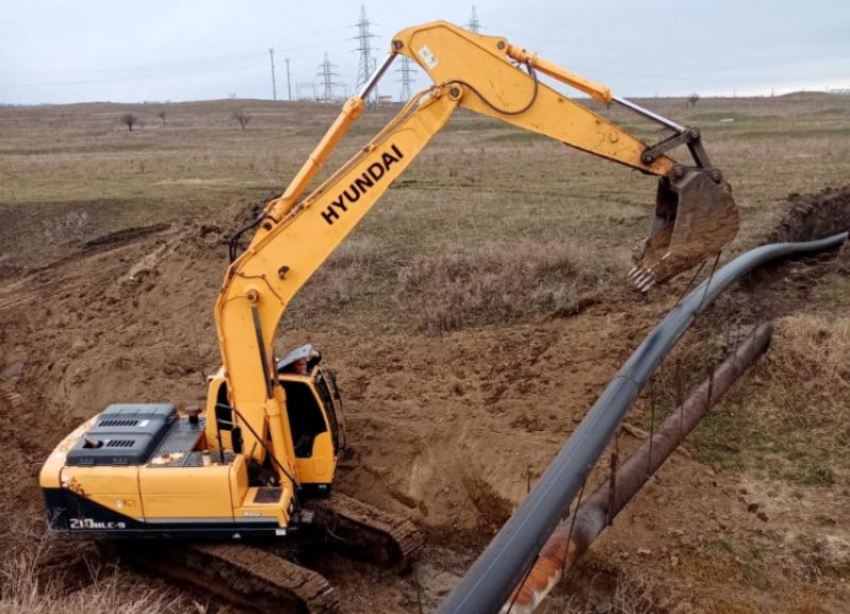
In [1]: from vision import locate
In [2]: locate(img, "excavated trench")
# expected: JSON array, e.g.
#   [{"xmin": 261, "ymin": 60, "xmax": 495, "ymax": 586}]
[
  {"xmin": 767, "ymin": 186, "xmax": 850, "ymax": 244},
  {"xmin": 702, "ymin": 186, "xmax": 850, "ymax": 336},
  {"xmin": 0, "ymin": 186, "xmax": 848, "ymax": 613}
]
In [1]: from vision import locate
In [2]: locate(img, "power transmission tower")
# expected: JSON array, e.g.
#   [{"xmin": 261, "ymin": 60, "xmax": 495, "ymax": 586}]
[
  {"xmin": 269, "ymin": 48, "xmax": 277, "ymax": 100},
  {"xmin": 467, "ymin": 6, "xmax": 481, "ymax": 33},
  {"xmin": 285, "ymin": 58, "xmax": 292, "ymax": 101},
  {"xmin": 397, "ymin": 56, "xmax": 415, "ymax": 102},
  {"xmin": 354, "ymin": 5, "xmax": 379, "ymax": 103},
  {"xmin": 318, "ymin": 52, "xmax": 341, "ymax": 103}
]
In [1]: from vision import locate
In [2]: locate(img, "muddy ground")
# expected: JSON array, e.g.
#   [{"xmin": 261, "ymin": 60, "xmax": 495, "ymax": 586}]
[{"xmin": 1, "ymin": 186, "xmax": 849, "ymax": 614}]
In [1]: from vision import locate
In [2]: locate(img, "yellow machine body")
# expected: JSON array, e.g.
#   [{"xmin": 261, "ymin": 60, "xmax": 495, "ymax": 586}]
[{"xmin": 39, "ymin": 367, "xmax": 341, "ymax": 536}]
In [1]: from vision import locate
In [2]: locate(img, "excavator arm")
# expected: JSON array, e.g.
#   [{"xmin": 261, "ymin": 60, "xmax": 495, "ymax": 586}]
[
  {"xmin": 393, "ymin": 24, "xmax": 676, "ymax": 173},
  {"xmin": 214, "ymin": 21, "xmax": 739, "ymax": 475},
  {"xmin": 387, "ymin": 22, "xmax": 737, "ymax": 285}
]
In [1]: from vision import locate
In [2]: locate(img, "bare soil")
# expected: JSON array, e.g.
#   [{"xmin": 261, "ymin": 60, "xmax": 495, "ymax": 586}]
[{"xmin": 1, "ymin": 183, "xmax": 848, "ymax": 613}]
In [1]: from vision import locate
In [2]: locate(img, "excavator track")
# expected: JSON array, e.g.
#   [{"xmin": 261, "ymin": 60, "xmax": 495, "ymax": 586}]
[
  {"xmin": 307, "ymin": 492, "xmax": 424, "ymax": 567},
  {"xmin": 118, "ymin": 541, "xmax": 339, "ymax": 614},
  {"xmin": 110, "ymin": 496, "xmax": 422, "ymax": 614}
]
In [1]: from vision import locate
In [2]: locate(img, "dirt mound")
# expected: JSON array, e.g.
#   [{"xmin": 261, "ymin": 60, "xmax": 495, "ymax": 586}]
[
  {"xmin": 767, "ymin": 186, "xmax": 850, "ymax": 244},
  {"xmin": 0, "ymin": 255, "xmax": 22, "ymax": 281},
  {"xmin": 224, "ymin": 190, "xmax": 281, "ymax": 227}
]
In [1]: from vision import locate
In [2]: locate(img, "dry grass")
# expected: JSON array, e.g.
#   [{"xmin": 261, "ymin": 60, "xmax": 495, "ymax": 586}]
[
  {"xmin": 2, "ymin": 93, "xmax": 850, "ymax": 613},
  {"xmin": 287, "ymin": 241, "xmax": 613, "ymax": 332},
  {"xmin": 777, "ymin": 532, "xmax": 850, "ymax": 584},
  {"xmin": 690, "ymin": 312, "xmax": 850, "ymax": 484},
  {"xmin": 768, "ymin": 314, "xmax": 850, "ymax": 399},
  {"xmin": 753, "ymin": 314, "xmax": 850, "ymax": 477},
  {"xmin": 396, "ymin": 244, "xmax": 612, "ymax": 331},
  {"xmin": 3, "ymin": 95, "xmax": 850, "ymax": 333},
  {"xmin": 549, "ymin": 570, "xmax": 679, "ymax": 614},
  {"xmin": 0, "ymin": 529, "xmax": 187, "ymax": 614},
  {"xmin": 3, "ymin": 94, "xmax": 850, "ymax": 272},
  {"xmin": 298, "ymin": 237, "xmax": 383, "ymax": 309}
]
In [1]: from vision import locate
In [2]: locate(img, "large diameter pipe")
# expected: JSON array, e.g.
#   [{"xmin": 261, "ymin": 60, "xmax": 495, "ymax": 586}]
[
  {"xmin": 504, "ymin": 322, "xmax": 774, "ymax": 614},
  {"xmin": 436, "ymin": 232, "xmax": 848, "ymax": 614}
]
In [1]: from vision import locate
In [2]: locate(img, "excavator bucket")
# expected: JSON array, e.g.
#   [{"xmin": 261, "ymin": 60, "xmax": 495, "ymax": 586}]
[{"xmin": 631, "ymin": 168, "xmax": 739, "ymax": 290}]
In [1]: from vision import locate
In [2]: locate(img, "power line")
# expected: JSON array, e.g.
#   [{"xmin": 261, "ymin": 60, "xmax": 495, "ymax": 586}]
[
  {"xmin": 5, "ymin": 36, "xmax": 353, "ymax": 82},
  {"xmin": 0, "ymin": 60, "xmax": 267, "ymax": 88},
  {"xmin": 467, "ymin": 6, "xmax": 481, "ymax": 34},
  {"xmin": 0, "ymin": 39, "xmax": 352, "ymax": 89},
  {"xmin": 296, "ymin": 82, "xmax": 316, "ymax": 101},
  {"xmin": 354, "ymin": 5, "xmax": 378, "ymax": 103},
  {"xmin": 10, "ymin": 52, "xmax": 268, "ymax": 78}
]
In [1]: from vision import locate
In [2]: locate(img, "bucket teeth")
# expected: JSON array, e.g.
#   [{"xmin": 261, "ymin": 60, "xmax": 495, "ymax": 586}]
[
  {"xmin": 629, "ymin": 266, "xmax": 657, "ymax": 292},
  {"xmin": 638, "ymin": 277, "xmax": 655, "ymax": 293}
]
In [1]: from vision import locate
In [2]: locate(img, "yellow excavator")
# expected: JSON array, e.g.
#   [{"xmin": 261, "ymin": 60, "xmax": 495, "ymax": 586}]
[{"xmin": 40, "ymin": 22, "xmax": 738, "ymax": 613}]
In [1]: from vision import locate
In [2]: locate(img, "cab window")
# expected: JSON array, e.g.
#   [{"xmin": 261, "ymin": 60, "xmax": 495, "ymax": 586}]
[
  {"xmin": 280, "ymin": 380, "xmax": 327, "ymax": 458},
  {"xmin": 314, "ymin": 372, "xmax": 340, "ymax": 451}
]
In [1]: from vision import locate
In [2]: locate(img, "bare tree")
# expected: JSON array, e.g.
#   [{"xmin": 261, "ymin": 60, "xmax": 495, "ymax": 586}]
[
  {"xmin": 157, "ymin": 110, "xmax": 167, "ymax": 126},
  {"xmin": 121, "ymin": 113, "xmax": 139, "ymax": 132},
  {"xmin": 687, "ymin": 92, "xmax": 700, "ymax": 108},
  {"xmin": 232, "ymin": 110, "xmax": 252, "ymax": 131}
]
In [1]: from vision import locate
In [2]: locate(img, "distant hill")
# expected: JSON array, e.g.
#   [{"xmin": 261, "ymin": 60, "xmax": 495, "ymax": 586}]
[{"xmin": 776, "ymin": 90, "xmax": 841, "ymax": 100}]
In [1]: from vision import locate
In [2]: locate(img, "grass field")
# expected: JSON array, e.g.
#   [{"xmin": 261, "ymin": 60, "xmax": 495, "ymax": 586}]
[
  {"xmin": 2, "ymin": 92, "xmax": 849, "ymax": 269},
  {"xmin": 1, "ymin": 91, "xmax": 849, "ymax": 614}
]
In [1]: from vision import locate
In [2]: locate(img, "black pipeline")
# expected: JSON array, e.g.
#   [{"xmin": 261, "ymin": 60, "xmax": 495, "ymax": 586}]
[{"xmin": 436, "ymin": 232, "xmax": 848, "ymax": 614}]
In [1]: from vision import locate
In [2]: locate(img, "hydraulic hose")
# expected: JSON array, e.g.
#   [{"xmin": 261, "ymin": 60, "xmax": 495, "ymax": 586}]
[{"xmin": 436, "ymin": 231, "xmax": 848, "ymax": 614}]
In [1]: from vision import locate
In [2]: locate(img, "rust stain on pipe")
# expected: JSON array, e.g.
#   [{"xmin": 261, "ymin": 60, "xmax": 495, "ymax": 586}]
[{"xmin": 502, "ymin": 322, "xmax": 773, "ymax": 614}]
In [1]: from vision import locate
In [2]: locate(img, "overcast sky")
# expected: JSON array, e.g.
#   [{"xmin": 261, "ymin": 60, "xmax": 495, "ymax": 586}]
[{"xmin": 2, "ymin": 0, "xmax": 849, "ymax": 105}]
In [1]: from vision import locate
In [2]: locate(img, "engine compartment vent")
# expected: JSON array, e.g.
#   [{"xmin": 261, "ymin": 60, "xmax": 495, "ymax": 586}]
[
  {"xmin": 104, "ymin": 439, "xmax": 136, "ymax": 448},
  {"xmin": 98, "ymin": 419, "xmax": 140, "ymax": 428},
  {"xmin": 67, "ymin": 403, "xmax": 177, "ymax": 467}
]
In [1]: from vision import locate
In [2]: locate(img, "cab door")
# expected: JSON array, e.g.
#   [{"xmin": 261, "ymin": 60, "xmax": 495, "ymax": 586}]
[
  {"xmin": 278, "ymin": 374, "xmax": 337, "ymax": 489},
  {"xmin": 314, "ymin": 369, "xmax": 345, "ymax": 454}
]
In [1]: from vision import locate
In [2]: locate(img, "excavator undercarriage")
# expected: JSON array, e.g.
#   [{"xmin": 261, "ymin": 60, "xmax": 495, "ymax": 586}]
[{"xmin": 112, "ymin": 493, "xmax": 422, "ymax": 614}]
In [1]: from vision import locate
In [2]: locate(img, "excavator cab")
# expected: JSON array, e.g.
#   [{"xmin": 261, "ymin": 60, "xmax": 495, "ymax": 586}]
[
  {"xmin": 207, "ymin": 343, "xmax": 346, "ymax": 495},
  {"xmin": 276, "ymin": 350, "xmax": 346, "ymax": 494},
  {"xmin": 275, "ymin": 346, "xmax": 345, "ymax": 456}
]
